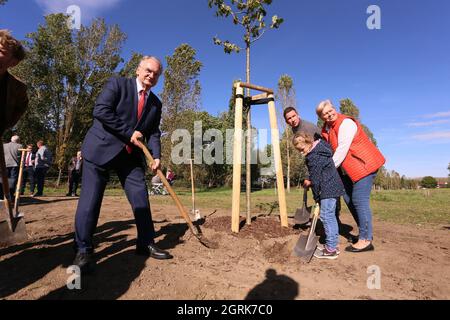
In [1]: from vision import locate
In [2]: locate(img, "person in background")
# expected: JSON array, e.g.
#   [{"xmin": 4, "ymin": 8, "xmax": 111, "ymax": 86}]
[
  {"xmin": 3, "ymin": 135, "xmax": 22, "ymax": 198},
  {"xmin": 20, "ymin": 143, "xmax": 35, "ymax": 195},
  {"xmin": 67, "ymin": 151, "xmax": 83, "ymax": 197},
  {"xmin": 33, "ymin": 140, "xmax": 52, "ymax": 197},
  {"xmin": 166, "ymin": 167, "xmax": 175, "ymax": 185}
]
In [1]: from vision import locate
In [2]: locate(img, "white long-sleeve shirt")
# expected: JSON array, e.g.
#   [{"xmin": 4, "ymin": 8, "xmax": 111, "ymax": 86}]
[{"xmin": 325, "ymin": 119, "xmax": 357, "ymax": 168}]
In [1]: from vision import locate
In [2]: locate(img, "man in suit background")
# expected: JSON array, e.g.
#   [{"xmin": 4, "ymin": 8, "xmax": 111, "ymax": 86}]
[
  {"xmin": 20, "ymin": 143, "xmax": 35, "ymax": 195},
  {"xmin": 2, "ymin": 135, "xmax": 22, "ymax": 198},
  {"xmin": 0, "ymin": 29, "xmax": 28, "ymax": 135},
  {"xmin": 66, "ymin": 151, "xmax": 83, "ymax": 197},
  {"xmin": 73, "ymin": 56, "xmax": 172, "ymax": 273},
  {"xmin": 33, "ymin": 140, "xmax": 52, "ymax": 197}
]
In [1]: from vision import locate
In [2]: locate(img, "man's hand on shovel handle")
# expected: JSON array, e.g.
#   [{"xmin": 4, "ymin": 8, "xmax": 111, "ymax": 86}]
[
  {"xmin": 130, "ymin": 131, "xmax": 144, "ymax": 146},
  {"xmin": 151, "ymin": 159, "xmax": 161, "ymax": 173},
  {"xmin": 133, "ymin": 134, "xmax": 161, "ymax": 173}
]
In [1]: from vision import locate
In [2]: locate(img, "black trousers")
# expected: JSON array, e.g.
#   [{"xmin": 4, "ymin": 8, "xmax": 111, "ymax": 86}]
[
  {"xmin": 68, "ymin": 170, "xmax": 81, "ymax": 195},
  {"xmin": 74, "ymin": 150, "xmax": 154, "ymax": 253},
  {"xmin": 34, "ymin": 167, "xmax": 48, "ymax": 195},
  {"xmin": 21, "ymin": 166, "xmax": 35, "ymax": 194}
]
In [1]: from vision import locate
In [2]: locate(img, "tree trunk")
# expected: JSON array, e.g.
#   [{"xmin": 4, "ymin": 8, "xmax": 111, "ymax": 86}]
[
  {"xmin": 245, "ymin": 44, "xmax": 251, "ymax": 225},
  {"xmin": 56, "ymin": 168, "xmax": 62, "ymax": 188},
  {"xmin": 286, "ymin": 129, "xmax": 290, "ymax": 193}
]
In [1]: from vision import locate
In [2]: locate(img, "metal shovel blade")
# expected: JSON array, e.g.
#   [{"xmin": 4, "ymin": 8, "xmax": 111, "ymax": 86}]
[
  {"xmin": 294, "ymin": 206, "xmax": 311, "ymax": 225},
  {"xmin": 293, "ymin": 203, "xmax": 320, "ymax": 262},
  {"xmin": 293, "ymin": 233, "xmax": 319, "ymax": 262},
  {"xmin": 0, "ymin": 217, "xmax": 28, "ymax": 248}
]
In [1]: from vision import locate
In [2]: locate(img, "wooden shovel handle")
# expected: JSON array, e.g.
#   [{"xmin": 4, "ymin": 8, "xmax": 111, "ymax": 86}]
[
  {"xmin": 135, "ymin": 139, "xmax": 198, "ymax": 235},
  {"xmin": 14, "ymin": 149, "xmax": 27, "ymax": 213},
  {"xmin": 0, "ymin": 138, "xmax": 15, "ymax": 223}
]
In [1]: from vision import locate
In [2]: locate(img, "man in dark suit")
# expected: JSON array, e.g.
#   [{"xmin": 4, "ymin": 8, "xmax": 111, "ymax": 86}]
[
  {"xmin": 73, "ymin": 56, "xmax": 172, "ymax": 273},
  {"xmin": 20, "ymin": 144, "xmax": 35, "ymax": 195},
  {"xmin": 66, "ymin": 151, "xmax": 83, "ymax": 197}
]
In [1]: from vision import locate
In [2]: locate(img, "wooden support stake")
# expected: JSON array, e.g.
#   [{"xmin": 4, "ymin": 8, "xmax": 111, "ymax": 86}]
[
  {"xmin": 267, "ymin": 94, "xmax": 288, "ymax": 227},
  {"xmin": 231, "ymin": 85, "xmax": 244, "ymax": 233},
  {"xmin": 236, "ymin": 82, "xmax": 274, "ymax": 94},
  {"xmin": 251, "ymin": 93, "xmax": 268, "ymax": 101}
]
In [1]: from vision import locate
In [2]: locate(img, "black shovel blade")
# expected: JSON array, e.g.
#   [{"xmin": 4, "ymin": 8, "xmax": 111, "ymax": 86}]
[
  {"xmin": 0, "ymin": 217, "xmax": 28, "ymax": 248},
  {"xmin": 294, "ymin": 206, "xmax": 312, "ymax": 225},
  {"xmin": 293, "ymin": 233, "xmax": 319, "ymax": 262}
]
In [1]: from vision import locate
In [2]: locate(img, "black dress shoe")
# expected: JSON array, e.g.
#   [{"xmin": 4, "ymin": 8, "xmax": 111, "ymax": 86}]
[
  {"xmin": 73, "ymin": 252, "xmax": 95, "ymax": 273},
  {"xmin": 345, "ymin": 243, "xmax": 375, "ymax": 253},
  {"xmin": 136, "ymin": 244, "xmax": 173, "ymax": 260},
  {"xmin": 347, "ymin": 234, "xmax": 359, "ymax": 244}
]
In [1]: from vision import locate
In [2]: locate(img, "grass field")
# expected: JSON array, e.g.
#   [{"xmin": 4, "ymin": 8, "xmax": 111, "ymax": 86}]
[{"xmin": 40, "ymin": 185, "xmax": 450, "ymax": 225}]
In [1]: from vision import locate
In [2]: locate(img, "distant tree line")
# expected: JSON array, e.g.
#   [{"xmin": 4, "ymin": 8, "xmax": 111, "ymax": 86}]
[{"xmin": 4, "ymin": 11, "xmax": 435, "ymax": 191}]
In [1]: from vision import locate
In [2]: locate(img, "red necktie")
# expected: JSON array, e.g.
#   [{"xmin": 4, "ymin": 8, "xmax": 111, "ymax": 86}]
[
  {"xmin": 126, "ymin": 90, "xmax": 146, "ymax": 154},
  {"xmin": 26, "ymin": 153, "xmax": 31, "ymax": 166}
]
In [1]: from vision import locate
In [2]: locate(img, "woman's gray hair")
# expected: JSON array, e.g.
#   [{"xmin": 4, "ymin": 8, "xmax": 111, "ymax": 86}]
[{"xmin": 316, "ymin": 99, "xmax": 334, "ymax": 117}]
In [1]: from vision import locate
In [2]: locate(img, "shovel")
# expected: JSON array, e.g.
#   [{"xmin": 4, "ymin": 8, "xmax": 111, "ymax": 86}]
[
  {"xmin": 293, "ymin": 203, "xmax": 320, "ymax": 262},
  {"xmin": 13, "ymin": 148, "xmax": 27, "ymax": 218},
  {"xmin": 294, "ymin": 188, "xmax": 311, "ymax": 225},
  {"xmin": 0, "ymin": 140, "xmax": 28, "ymax": 247},
  {"xmin": 136, "ymin": 139, "xmax": 217, "ymax": 249}
]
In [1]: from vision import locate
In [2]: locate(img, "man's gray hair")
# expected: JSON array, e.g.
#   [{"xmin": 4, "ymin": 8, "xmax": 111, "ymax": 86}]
[{"xmin": 11, "ymin": 135, "xmax": 20, "ymax": 143}]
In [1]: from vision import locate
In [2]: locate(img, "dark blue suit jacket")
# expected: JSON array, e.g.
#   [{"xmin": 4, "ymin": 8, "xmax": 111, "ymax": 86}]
[{"xmin": 81, "ymin": 77, "xmax": 162, "ymax": 166}]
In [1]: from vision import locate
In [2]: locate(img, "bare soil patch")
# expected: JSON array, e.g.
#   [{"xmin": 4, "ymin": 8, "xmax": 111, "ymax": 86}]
[{"xmin": 1, "ymin": 195, "xmax": 449, "ymax": 300}]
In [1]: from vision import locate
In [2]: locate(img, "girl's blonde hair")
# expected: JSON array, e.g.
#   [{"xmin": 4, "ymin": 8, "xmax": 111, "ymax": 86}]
[
  {"xmin": 292, "ymin": 132, "xmax": 314, "ymax": 152},
  {"xmin": 316, "ymin": 99, "xmax": 334, "ymax": 117}
]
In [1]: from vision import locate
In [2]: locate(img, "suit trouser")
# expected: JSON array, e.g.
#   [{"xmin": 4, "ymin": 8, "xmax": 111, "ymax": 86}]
[
  {"xmin": 7, "ymin": 167, "xmax": 19, "ymax": 197},
  {"xmin": 21, "ymin": 167, "xmax": 35, "ymax": 194},
  {"xmin": 68, "ymin": 170, "xmax": 81, "ymax": 195},
  {"xmin": 34, "ymin": 167, "xmax": 48, "ymax": 195},
  {"xmin": 74, "ymin": 149, "xmax": 155, "ymax": 253}
]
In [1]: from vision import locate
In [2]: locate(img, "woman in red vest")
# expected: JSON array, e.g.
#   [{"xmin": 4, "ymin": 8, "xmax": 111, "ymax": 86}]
[{"xmin": 316, "ymin": 100, "xmax": 385, "ymax": 253}]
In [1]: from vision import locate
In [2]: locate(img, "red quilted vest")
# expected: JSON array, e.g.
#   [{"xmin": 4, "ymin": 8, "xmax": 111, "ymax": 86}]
[{"xmin": 322, "ymin": 114, "xmax": 385, "ymax": 183}]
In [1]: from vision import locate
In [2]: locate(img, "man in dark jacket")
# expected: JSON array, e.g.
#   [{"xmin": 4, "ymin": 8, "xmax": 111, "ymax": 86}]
[
  {"xmin": 67, "ymin": 151, "xmax": 83, "ymax": 197},
  {"xmin": 73, "ymin": 56, "xmax": 172, "ymax": 274}
]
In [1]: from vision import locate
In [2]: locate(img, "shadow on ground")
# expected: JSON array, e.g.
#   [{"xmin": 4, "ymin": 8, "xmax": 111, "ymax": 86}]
[
  {"xmin": 245, "ymin": 268, "xmax": 299, "ymax": 300},
  {"xmin": 0, "ymin": 218, "xmax": 187, "ymax": 299}
]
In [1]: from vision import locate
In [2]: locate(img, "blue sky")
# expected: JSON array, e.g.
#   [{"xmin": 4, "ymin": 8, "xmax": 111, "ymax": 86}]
[{"xmin": 1, "ymin": 0, "xmax": 450, "ymax": 178}]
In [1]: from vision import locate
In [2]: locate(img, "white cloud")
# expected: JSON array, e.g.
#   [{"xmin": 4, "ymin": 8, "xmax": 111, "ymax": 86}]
[
  {"xmin": 407, "ymin": 119, "xmax": 450, "ymax": 127},
  {"xmin": 412, "ymin": 131, "xmax": 450, "ymax": 141},
  {"xmin": 35, "ymin": 0, "xmax": 122, "ymax": 18},
  {"xmin": 423, "ymin": 111, "xmax": 450, "ymax": 119}
]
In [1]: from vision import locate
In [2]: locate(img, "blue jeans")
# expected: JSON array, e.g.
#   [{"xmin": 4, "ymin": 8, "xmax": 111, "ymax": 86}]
[
  {"xmin": 341, "ymin": 172, "xmax": 377, "ymax": 241},
  {"xmin": 320, "ymin": 198, "xmax": 339, "ymax": 251}
]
